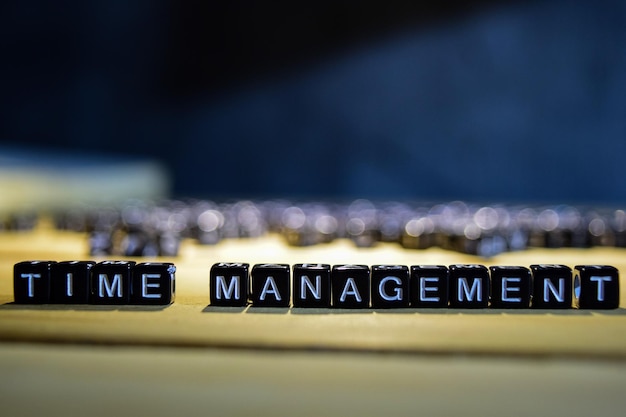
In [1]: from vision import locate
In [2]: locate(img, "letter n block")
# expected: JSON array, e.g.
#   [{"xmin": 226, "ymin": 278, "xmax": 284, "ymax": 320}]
[
  {"xmin": 575, "ymin": 265, "xmax": 619, "ymax": 309},
  {"xmin": 489, "ymin": 266, "xmax": 531, "ymax": 308},
  {"xmin": 292, "ymin": 264, "xmax": 331, "ymax": 308},
  {"xmin": 14, "ymin": 261, "xmax": 55, "ymax": 303},
  {"xmin": 530, "ymin": 264, "xmax": 572, "ymax": 309},
  {"xmin": 250, "ymin": 264, "xmax": 290, "ymax": 307},
  {"xmin": 131, "ymin": 262, "xmax": 176, "ymax": 305},
  {"xmin": 331, "ymin": 265, "xmax": 370, "ymax": 308},
  {"xmin": 449, "ymin": 264, "xmax": 490, "ymax": 308},
  {"xmin": 371, "ymin": 265, "xmax": 409, "ymax": 308},
  {"xmin": 90, "ymin": 261, "xmax": 135, "ymax": 304},
  {"xmin": 209, "ymin": 263, "xmax": 249, "ymax": 306}
]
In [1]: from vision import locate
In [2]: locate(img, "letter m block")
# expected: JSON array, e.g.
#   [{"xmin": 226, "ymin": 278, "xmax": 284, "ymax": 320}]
[{"xmin": 210, "ymin": 263, "xmax": 249, "ymax": 306}]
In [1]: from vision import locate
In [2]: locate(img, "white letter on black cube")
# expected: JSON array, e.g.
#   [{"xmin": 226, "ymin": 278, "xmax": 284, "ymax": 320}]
[
  {"xmin": 489, "ymin": 266, "xmax": 531, "ymax": 308},
  {"xmin": 90, "ymin": 261, "xmax": 135, "ymax": 304},
  {"xmin": 250, "ymin": 264, "xmax": 290, "ymax": 307},
  {"xmin": 331, "ymin": 265, "xmax": 370, "ymax": 308},
  {"xmin": 50, "ymin": 261, "xmax": 95, "ymax": 304},
  {"xmin": 14, "ymin": 261, "xmax": 55, "ymax": 303},
  {"xmin": 131, "ymin": 262, "xmax": 176, "ymax": 305},
  {"xmin": 292, "ymin": 264, "xmax": 331, "ymax": 308},
  {"xmin": 449, "ymin": 264, "xmax": 490, "ymax": 308},
  {"xmin": 410, "ymin": 265, "xmax": 449, "ymax": 308},
  {"xmin": 209, "ymin": 263, "xmax": 249, "ymax": 306},
  {"xmin": 530, "ymin": 264, "xmax": 572, "ymax": 309},
  {"xmin": 371, "ymin": 265, "xmax": 409, "ymax": 308},
  {"xmin": 575, "ymin": 265, "xmax": 619, "ymax": 309}
]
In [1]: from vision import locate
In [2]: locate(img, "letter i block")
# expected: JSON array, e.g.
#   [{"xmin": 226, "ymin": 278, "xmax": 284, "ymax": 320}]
[
  {"xmin": 489, "ymin": 266, "xmax": 531, "ymax": 308},
  {"xmin": 14, "ymin": 261, "xmax": 56, "ymax": 303},
  {"xmin": 131, "ymin": 263, "xmax": 176, "ymax": 305},
  {"xmin": 209, "ymin": 263, "xmax": 249, "ymax": 306},
  {"xmin": 530, "ymin": 265, "xmax": 572, "ymax": 309},
  {"xmin": 292, "ymin": 264, "xmax": 331, "ymax": 308},
  {"xmin": 50, "ymin": 261, "xmax": 95, "ymax": 304},
  {"xmin": 574, "ymin": 265, "xmax": 619, "ymax": 309},
  {"xmin": 90, "ymin": 261, "xmax": 135, "ymax": 304},
  {"xmin": 449, "ymin": 264, "xmax": 490, "ymax": 308},
  {"xmin": 410, "ymin": 265, "xmax": 449, "ymax": 308},
  {"xmin": 331, "ymin": 265, "xmax": 370, "ymax": 308},
  {"xmin": 250, "ymin": 264, "xmax": 291, "ymax": 307},
  {"xmin": 371, "ymin": 265, "xmax": 409, "ymax": 308}
]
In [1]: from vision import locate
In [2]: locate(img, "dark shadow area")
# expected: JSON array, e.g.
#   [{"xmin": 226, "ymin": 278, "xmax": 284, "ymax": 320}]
[
  {"xmin": 202, "ymin": 305, "xmax": 248, "ymax": 314},
  {"xmin": 0, "ymin": 302, "xmax": 171, "ymax": 312}
]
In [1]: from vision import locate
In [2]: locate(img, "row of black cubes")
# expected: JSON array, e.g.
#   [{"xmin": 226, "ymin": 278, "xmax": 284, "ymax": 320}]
[
  {"xmin": 210, "ymin": 263, "xmax": 619, "ymax": 309},
  {"xmin": 48, "ymin": 199, "xmax": 626, "ymax": 258}
]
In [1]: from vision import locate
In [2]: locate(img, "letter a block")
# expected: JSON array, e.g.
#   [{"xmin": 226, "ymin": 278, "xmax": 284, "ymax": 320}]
[
  {"xmin": 530, "ymin": 265, "xmax": 572, "ymax": 309},
  {"xmin": 50, "ymin": 261, "xmax": 95, "ymax": 304},
  {"xmin": 371, "ymin": 265, "xmax": 409, "ymax": 308},
  {"xmin": 250, "ymin": 264, "xmax": 290, "ymax": 307},
  {"xmin": 14, "ymin": 261, "xmax": 55, "ymax": 303},
  {"xmin": 574, "ymin": 265, "xmax": 619, "ymax": 309},
  {"xmin": 90, "ymin": 261, "xmax": 135, "ymax": 304},
  {"xmin": 131, "ymin": 262, "xmax": 176, "ymax": 305},
  {"xmin": 209, "ymin": 263, "xmax": 249, "ymax": 306},
  {"xmin": 292, "ymin": 264, "xmax": 331, "ymax": 308},
  {"xmin": 331, "ymin": 265, "xmax": 370, "ymax": 308},
  {"xmin": 449, "ymin": 264, "xmax": 490, "ymax": 308},
  {"xmin": 489, "ymin": 266, "xmax": 531, "ymax": 308}
]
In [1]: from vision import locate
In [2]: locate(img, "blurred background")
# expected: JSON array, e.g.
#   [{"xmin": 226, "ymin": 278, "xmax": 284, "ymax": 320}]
[{"xmin": 1, "ymin": 0, "xmax": 625, "ymax": 206}]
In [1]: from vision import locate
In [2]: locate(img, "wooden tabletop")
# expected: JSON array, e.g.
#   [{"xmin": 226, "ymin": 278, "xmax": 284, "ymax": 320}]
[{"xmin": 2, "ymin": 221, "xmax": 626, "ymax": 416}]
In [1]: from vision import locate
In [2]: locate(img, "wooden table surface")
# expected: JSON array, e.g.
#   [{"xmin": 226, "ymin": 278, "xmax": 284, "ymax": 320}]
[{"xmin": 2, "ymin": 220, "xmax": 626, "ymax": 416}]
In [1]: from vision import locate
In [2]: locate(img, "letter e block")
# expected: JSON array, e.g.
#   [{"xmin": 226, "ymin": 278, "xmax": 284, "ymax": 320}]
[
  {"xmin": 575, "ymin": 265, "xmax": 619, "ymax": 309},
  {"xmin": 131, "ymin": 262, "xmax": 176, "ymax": 305},
  {"xmin": 371, "ymin": 265, "xmax": 409, "ymax": 308},
  {"xmin": 292, "ymin": 264, "xmax": 330, "ymax": 308},
  {"xmin": 449, "ymin": 264, "xmax": 490, "ymax": 308},
  {"xmin": 489, "ymin": 266, "xmax": 531, "ymax": 308},
  {"xmin": 210, "ymin": 263, "xmax": 249, "ymax": 306},
  {"xmin": 410, "ymin": 265, "xmax": 449, "ymax": 308},
  {"xmin": 250, "ymin": 264, "xmax": 290, "ymax": 307},
  {"xmin": 90, "ymin": 261, "xmax": 135, "ymax": 304},
  {"xmin": 14, "ymin": 261, "xmax": 55, "ymax": 303},
  {"xmin": 530, "ymin": 265, "xmax": 572, "ymax": 309},
  {"xmin": 50, "ymin": 261, "xmax": 95, "ymax": 304},
  {"xmin": 331, "ymin": 265, "xmax": 370, "ymax": 308}
]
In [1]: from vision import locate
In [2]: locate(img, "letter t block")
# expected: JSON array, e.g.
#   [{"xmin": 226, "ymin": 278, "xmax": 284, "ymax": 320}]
[
  {"xmin": 14, "ymin": 261, "xmax": 55, "ymax": 303},
  {"xmin": 575, "ymin": 265, "xmax": 619, "ymax": 309}
]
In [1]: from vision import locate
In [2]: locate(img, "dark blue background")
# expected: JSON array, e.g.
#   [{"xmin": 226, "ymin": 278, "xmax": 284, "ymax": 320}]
[{"xmin": 2, "ymin": 1, "xmax": 625, "ymax": 204}]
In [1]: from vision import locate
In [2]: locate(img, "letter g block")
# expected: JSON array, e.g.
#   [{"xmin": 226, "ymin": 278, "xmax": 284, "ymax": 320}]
[{"xmin": 371, "ymin": 265, "xmax": 409, "ymax": 308}]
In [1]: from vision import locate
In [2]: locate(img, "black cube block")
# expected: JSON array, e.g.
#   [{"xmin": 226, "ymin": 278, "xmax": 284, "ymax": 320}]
[
  {"xmin": 130, "ymin": 262, "xmax": 176, "ymax": 305},
  {"xmin": 371, "ymin": 265, "xmax": 409, "ymax": 308},
  {"xmin": 331, "ymin": 265, "xmax": 370, "ymax": 308},
  {"xmin": 90, "ymin": 261, "xmax": 135, "ymax": 304},
  {"xmin": 574, "ymin": 265, "xmax": 620, "ymax": 309},
  {"xmin": 489, "ymin": 266, "xmax": 531, "ymax": 308},
  {"xmin": 50, "ymin": 261, "xmax": 95, "ymax": 304},
  {"xmin": 209, "ymin": 263, "xmax": 249, "ymax": 306},
  {"xmin": 530, "ymin": 264, "xmax": 573, "ymax": 309},
  {"xmin": 250, "ymin": 264, "xmax": 290, "ymax": 307},
  {"xmin": 14, "ymin": 261, "xmax": 55, "ymax": 303},
  {"xmin": 292, "ymin": 264, "xmax": 331, "ymax": 308},
  {"xmin": 410, "ymin": 265, "xmax": 449, "ymax": 308},
  {"xmin": 449, "ymin": 264, "xmax": 490, "ymax": 308}
]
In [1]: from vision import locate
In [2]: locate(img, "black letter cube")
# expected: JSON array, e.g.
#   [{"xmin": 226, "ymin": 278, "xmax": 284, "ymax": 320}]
[
  {"xmin": 530, "ymin": 264, "xmax": 572, "ymax": 309},
  {"xmin": 489, "ymin": 266, "xmax": 531, "ymax": 308},
  {"xmin": 90, "ymin": 261, "xmax": 135, "ymax": 304},
  {"xmin": 50, "ymin": 261, "xmax": 95, "ymax": 304},
  {"xmin": 574, "ymin": 265, "xmax": 619, "ymax": 309},
  {"xmin": 371, "ymin": 265, "xmax": 409, "ymax": 308},
  {"xmin": 209, "ymin": 263, "xmax": 249, "ymax": 306},
  {"xmin": 131, "ymin": 262, "xmax": 176, "ymax": 305},
  {"xmin": 292, "ymin": 264, "xmax": 331, "ymax": 308},
  {"xmin": 410, "ymin": 265, "xmax": 449, "ymax": 308},
  {"xmin": 250, "ymin": 264, "xmax": 290, "ymax": 307},
  {"xmin": 331, "ymin": 265, "xmax": 370, "ymax": 308},
  {"xmin": 14, "ymin": 261, "xmax": 55, "ymax": 303},
  {"xmin": 449, "ymin": 264, "xmax": 490, "ymax": 308}
]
